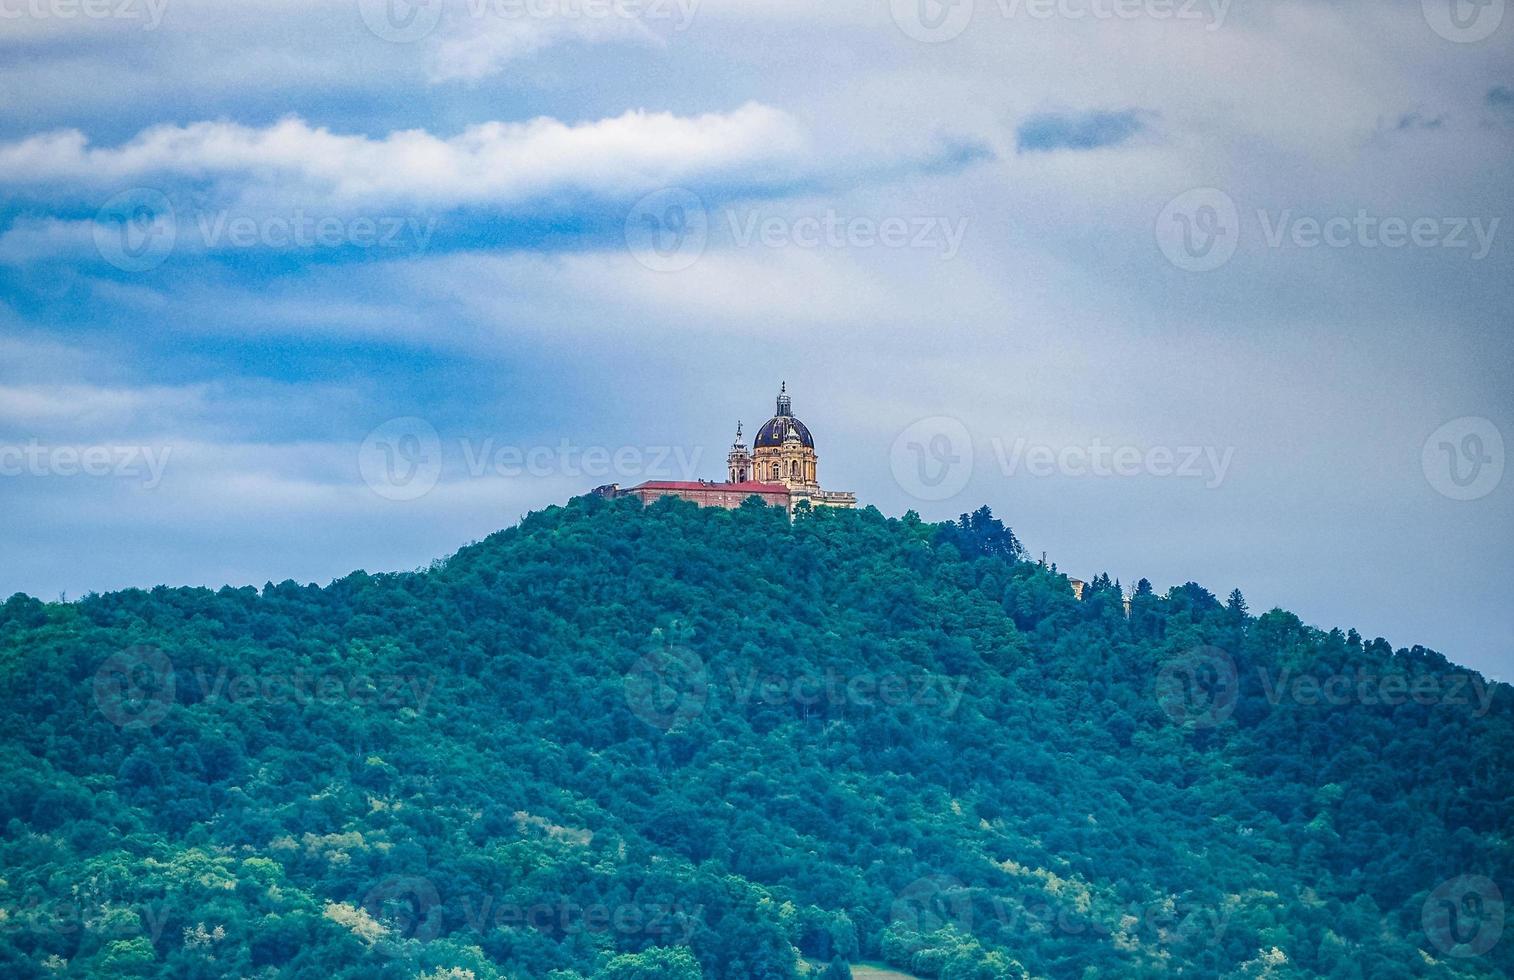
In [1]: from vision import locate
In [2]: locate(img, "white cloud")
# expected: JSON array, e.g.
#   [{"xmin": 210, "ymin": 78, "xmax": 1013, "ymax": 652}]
[
  {"xmin": 423, "ymin": 4, "xmax": 666, "ymax": 83},
  {"xmin": 0, "ymin": 382, "xmax": 202, "ymax": 429},
  {"xmin": 0, "ymin": 103, "xmax": 807, "ymax": 207}
]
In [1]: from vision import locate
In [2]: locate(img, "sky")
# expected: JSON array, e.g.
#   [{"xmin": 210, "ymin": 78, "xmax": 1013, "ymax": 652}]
[{"xmin": 0, "ymin": 0, "xmax": 1510, "ymax": 679}]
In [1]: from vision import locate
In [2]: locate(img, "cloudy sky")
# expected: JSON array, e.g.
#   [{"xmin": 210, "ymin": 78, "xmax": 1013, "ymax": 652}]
[{"xmin": 1, "ymin": 0, "xmax": 1510, "ymax": 677}]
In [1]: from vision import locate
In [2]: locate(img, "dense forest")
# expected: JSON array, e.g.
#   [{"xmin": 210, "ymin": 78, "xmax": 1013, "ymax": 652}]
[{"xmin": 0, "ymin": 496, "xmax": 1509, "ymax": 978}]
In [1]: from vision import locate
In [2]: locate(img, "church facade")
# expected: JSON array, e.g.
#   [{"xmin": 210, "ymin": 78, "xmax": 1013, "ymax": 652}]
[{"xmin": 603, "ymin": 385, "xmax": 856, "ymax": 512}]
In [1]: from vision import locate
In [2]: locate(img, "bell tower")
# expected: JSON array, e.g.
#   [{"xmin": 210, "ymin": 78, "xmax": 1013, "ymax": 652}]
[{"xmin": 727, "ymin": 421, "xmax": 751, "ymax": 483}]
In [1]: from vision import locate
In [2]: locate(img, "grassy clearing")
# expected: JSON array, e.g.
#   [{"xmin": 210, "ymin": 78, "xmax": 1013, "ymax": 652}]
[
  {"xmin": 850, "ymin": 966, "xmax": 922, "ymax": 980},
  {"xmin": 801, "ymin": 961, "xmax": 922, "ymax": 980}
]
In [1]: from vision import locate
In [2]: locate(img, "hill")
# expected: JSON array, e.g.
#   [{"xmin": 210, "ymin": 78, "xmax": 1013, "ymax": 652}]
[{"xmin": 0, "ymin": 496, "xmax": 1509, "ymax": 978}]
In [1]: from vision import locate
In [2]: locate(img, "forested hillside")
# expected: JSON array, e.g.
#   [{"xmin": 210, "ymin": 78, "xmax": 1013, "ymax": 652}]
[{"xmin": 0, "ymin": 496, "xmax": 1509, "ymax": 978}]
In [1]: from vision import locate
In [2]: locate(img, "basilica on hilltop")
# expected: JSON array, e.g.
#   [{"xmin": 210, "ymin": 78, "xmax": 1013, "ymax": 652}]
[{"xmin": 599, "ymin": 385, "xmax": 856, "ymax": 512}]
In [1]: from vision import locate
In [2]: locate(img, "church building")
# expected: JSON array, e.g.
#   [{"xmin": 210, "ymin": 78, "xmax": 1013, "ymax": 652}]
[{"xmin": 604, "ymin": 385, "xmax": 856, "ymax": 512}]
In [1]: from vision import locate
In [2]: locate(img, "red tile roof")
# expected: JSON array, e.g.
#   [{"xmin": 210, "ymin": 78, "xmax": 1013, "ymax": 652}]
[{"xmin": 630, "ymin": 480, "xmax": 789, "ymax": 493}]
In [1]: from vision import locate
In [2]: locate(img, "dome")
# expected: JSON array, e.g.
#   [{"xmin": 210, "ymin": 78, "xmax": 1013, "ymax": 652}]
[{"xmin": 753, "ymin": 415, "xmax": 814, "ymax": 449}]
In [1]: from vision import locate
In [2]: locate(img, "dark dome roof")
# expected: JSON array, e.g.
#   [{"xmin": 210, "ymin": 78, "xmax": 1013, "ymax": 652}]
[{"xmin": 753, "ymin": 415, "xmax": 814, "ymax": 448}]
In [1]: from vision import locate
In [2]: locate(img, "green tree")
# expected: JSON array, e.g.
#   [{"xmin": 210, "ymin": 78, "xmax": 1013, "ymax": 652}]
[{"xmin": 595, "ymin": 946, "xmax": 701, "ymax": 980}]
